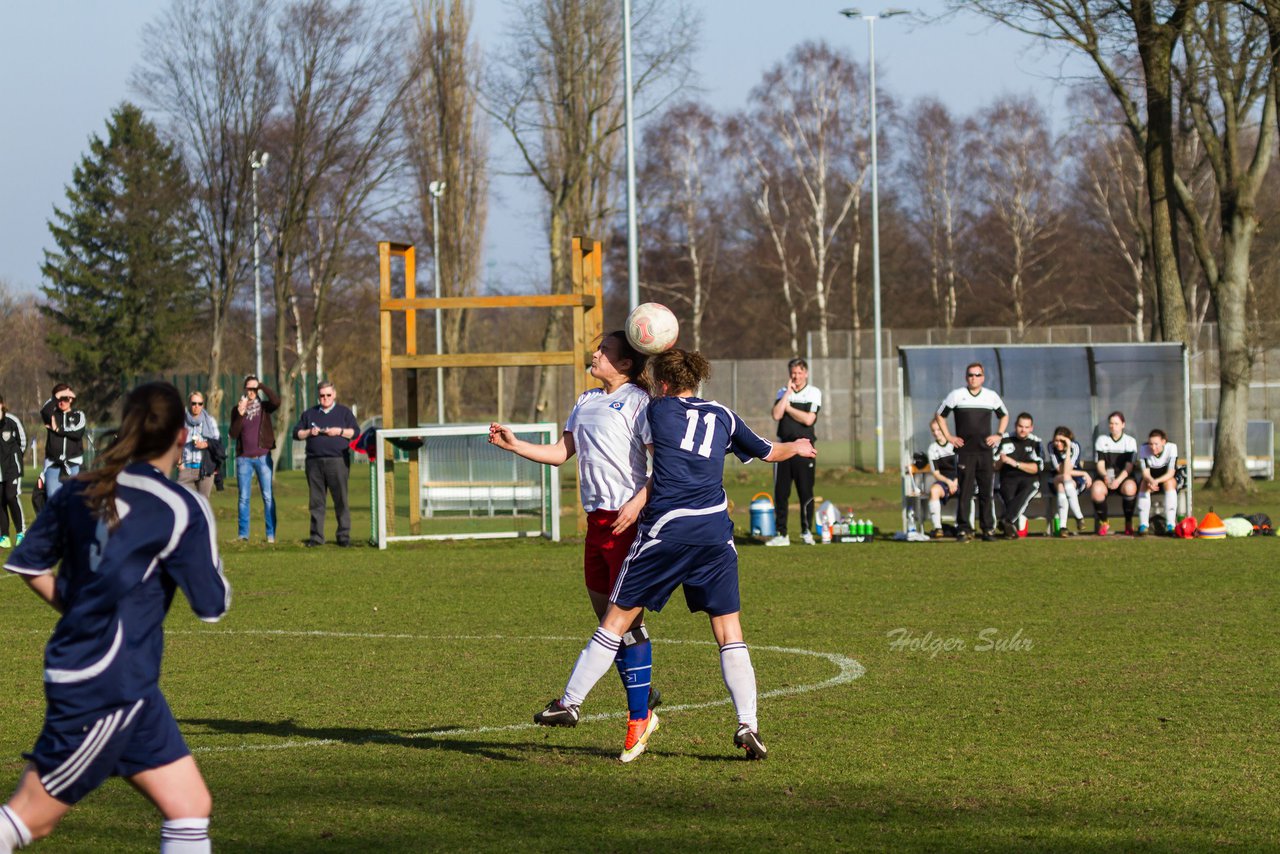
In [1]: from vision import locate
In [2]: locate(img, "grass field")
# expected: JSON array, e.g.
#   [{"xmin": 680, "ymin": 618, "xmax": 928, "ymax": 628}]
[{"xmin": 1, "ymin": 465, "xmax": 1278, "ymax": 851}]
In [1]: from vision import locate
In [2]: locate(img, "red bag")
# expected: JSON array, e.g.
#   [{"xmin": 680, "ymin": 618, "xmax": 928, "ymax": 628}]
[{"xmin": 1174, "ymin": 516, "xmax": 1199, "ymax": 538}]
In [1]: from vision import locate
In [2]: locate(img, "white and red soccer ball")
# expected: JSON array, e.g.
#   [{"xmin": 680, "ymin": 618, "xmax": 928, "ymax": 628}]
[{"xmin": 625, "ymin": 302, "xmax": 679, "ymax": 356}]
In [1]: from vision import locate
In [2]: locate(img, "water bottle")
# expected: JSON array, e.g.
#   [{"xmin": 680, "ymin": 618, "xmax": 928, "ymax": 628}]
[{"xmin": 821, "ymin": 520, "xmax": 832, "ymax": 544}]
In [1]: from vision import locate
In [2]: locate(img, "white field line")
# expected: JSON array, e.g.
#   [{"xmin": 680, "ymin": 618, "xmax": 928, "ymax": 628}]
[{"xmin": 155, "ymin": 629, "xmax": 866, "ymax": 755}]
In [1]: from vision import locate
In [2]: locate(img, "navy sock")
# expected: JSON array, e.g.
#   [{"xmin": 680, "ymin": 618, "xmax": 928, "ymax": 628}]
[{"xmin": 615, "ymin": 627, "xmax": 653, "ymax": 721}]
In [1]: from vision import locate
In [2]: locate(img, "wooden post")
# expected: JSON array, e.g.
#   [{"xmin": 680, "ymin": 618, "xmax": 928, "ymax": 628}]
[{"xmin": 405, "ymin": 247, "xmax": 421, "ymax": 535}]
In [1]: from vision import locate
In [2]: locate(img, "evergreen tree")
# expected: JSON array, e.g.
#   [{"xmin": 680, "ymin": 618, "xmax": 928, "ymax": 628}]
[{"xmin": 41, "ymin": 102, "xmax": 198, "ymax": 419}]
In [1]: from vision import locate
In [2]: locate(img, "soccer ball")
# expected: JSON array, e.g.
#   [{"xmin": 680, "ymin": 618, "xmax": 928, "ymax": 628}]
[{"xmin": 625, "ymin": 302, "xmax": 679, "ymax": 355}]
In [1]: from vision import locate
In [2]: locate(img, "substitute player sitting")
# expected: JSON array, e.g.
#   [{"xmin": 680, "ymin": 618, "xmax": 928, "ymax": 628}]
[
  {"xmin": 925, "ymin": 420, "xmax": 958, "ymax": 539},
  {"xmin": 531, "ymin": 349, "xmax": 816, "ymax": 761},
  {"xmin": 1047, "ymin": 426, "xmax": 1091, "ymax": 536},
  {"xmin": 994, "ymin": 412, "xmax": 1043, "ymax": 540},
  {"xmin": 0, "ymin": 383, "xmax": 230, "ymax": 854},
  {"xmin": 1090, "ymin": 411, "xmax": 1139, "ymax": 536},
  {"xmin": 1136, "ymin": 428, "xmax": 1180, "ymax": 536},
  {"xmin": 490, "ymin": 331, "xmax": 661, "ymax": 762}
]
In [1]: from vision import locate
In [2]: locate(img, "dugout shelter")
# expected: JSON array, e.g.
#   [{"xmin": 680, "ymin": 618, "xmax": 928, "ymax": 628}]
[{"xmin": 898, "ymin": 343, "xmax": 1192, "ymax": 530}]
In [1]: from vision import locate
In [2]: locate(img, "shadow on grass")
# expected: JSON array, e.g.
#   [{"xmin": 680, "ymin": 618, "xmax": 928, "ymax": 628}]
[{"xmin": 180, "ymin": 716, "xmax": 737, "ymax": 763}]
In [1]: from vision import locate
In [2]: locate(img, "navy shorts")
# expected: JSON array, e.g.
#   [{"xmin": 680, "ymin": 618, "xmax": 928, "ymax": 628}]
[
  {"xmin": 933, "ymin": 481, "xmax": 953, "ymax": 501},
  {"xmin": 610, "ymin": 533, "xmax": 741, "ymax": 616},
  {"xmin": 26, "ymin": 688, "xmax": 190, "ymax": 805}
]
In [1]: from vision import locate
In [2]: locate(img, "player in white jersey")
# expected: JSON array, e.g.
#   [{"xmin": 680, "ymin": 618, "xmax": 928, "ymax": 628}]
[
  {"xmin": 1, "ymin": 383, "xmax": 229, "ymax": 854},
  {"xmin": 1136, "ymin": 428, "xmax": 1180, "ymax": 536},
  {"xmin": 925, "ymin": 420, "xmax": 958, "ymax": 538},
  {"xmin": 531, "ymin": 349, "xmax": 816, "ymax": 761},
  {"xmin": 1090, "ymin": 411, "xmax": 1139, "ymax": 536},
  {"xmin": 489, "ymin": 331, "xmax": 661, "ymax": 762},
  {"xmin": 1046, "ymin": 426, "xmax": 1092, "ymax": 536}
]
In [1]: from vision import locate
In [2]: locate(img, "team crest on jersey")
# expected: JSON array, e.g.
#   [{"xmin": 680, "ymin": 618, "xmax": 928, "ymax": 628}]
[{"xmin": 609, "ymin": 401, "xmax": 625, "ymax": 411}]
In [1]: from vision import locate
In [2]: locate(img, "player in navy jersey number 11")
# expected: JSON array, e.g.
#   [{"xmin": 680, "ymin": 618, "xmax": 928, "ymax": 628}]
[
  {"xmin": 532, "ymin": 349, "xmax": 816, "ymax": 760},
  {"xmin": 1, "ymin": 383, "xmax": 230, "ymax": 854}
]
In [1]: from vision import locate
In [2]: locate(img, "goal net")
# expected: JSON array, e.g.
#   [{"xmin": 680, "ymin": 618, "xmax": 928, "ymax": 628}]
[{"xmin": 373, "ymin": 423, "xmax": 561, "ymax": 548}]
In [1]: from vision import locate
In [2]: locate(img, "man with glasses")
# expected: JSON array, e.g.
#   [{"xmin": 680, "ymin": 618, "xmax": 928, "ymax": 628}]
[
  {"xmin": 178, "ymin": 391, "xmax": 221, "ymax": 498},
  {"xmin": 39, "ymin": 384, "xmax": 87, "ymax": 501},
  {"xmin": 229, "ymin": 375, "xmax": 280, "ymax": 543},
  {"xmin": 933, "ymin": 363, "xmax": 1008, "ymax": 543},
  {"xmin": 292, "ymin": 381, "xmax": 359, "ymax": 547}
]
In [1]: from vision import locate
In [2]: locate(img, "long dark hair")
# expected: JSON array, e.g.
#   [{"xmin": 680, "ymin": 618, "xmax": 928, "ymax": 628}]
[
  {"xmin": 606, "ymin": 330, "xmax": 651, "ymax": 393},
  {"xmin": 81, "ymin": 382, "xmax": 185, "ymax": 526}
]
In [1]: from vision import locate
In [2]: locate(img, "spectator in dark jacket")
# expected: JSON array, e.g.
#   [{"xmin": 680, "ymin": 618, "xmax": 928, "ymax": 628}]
[
  {"xmin": 293, "ymin": 380, "xmax": 359, "ymax": 547},
  {"xmin": 0, "ymin": 395, "xmax": 28, "ymax": 547},
  {"xmin": 228, "ymin": 376, "xmax": 280, "ymax": 543},
  {"xmin": 41, "ymin": 384, "xmax": 87, "ymax": 501}
]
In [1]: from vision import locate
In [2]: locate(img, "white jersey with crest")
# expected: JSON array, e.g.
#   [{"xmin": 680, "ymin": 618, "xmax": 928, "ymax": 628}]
[
  {"xmin": 564, "ymin": 383, "xmax": 652, "ymax": 512},
  {"xmin": 1140, "ymin": 441, "xmax": 1178, "ymax": 476}
]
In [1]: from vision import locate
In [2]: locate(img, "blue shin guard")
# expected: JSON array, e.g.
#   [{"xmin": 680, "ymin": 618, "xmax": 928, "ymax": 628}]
[{"xmin": 615, "ymin": 626, "xmax": 653, "ymax": 721}]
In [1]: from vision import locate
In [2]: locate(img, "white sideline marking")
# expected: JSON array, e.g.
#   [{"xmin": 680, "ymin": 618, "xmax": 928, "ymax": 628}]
[{"xmin": 161, "ymin": 629, "xmax": 866, "ymax": 755}]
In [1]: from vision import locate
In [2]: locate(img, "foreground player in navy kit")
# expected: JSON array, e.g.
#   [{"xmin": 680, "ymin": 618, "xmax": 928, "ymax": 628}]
[
  {"xmin": 0, "ymin": 383, "xmax": 230, "ymax": 854},
  {"xmin": 532, "ymin": 349, "xmax": 816, "ymax": 760}
]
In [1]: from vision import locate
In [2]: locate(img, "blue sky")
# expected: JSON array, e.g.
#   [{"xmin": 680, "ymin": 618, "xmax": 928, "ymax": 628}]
[{"xmin": 0, "ymin": 1, "xmax": 1090, "ymax": 295}]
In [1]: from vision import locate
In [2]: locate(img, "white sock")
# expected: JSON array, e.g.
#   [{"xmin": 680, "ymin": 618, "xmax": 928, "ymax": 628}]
[
  {"xmin": 1164, "ymin": 489, "xmax": 1177, "ymax": 522},
  {"xmin": 1066, "ymin": 481, "xmax": 1083, "ymax": 520},
  {"xmin": 563, "ymin": 628, "xmax": 623, "ymax": 708},
  {"xmin": 161, "ymin": 818, "xmax": 210, "ymax": 853},
  {"xmin": 1137, "ymin": 491, "xmax": 1151, "ymax": 527},
  {"xmin": 928, "ymin": 497, "xmax": 941, "ymax": 529},
  {"xmin": 719, "ymin": 641, "xmax": 758, "ymax": 731},
  {"xmin": 0, "ymin": 806, "xmax": 32, "ymax": 853},
  {"xmin": 1056, "ymin": 490, "xmax": 1068, "ymax": 528}
]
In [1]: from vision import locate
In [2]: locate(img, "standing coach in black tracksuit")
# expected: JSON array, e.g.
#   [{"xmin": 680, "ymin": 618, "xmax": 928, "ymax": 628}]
[
  {"xmin": 766, "ymin": 357, "xmax": 822, "ymax": 547},
  {"xmin": 934, "ymin": 362, "xmax": 1008, "ymax": 542},
  {"xmin": 994, "ymin": 412, "xmax": 1044, "ymax": 540},
  {"xmin": 293, "ymin": 380, "xmax": 360, "ymax": 547}
]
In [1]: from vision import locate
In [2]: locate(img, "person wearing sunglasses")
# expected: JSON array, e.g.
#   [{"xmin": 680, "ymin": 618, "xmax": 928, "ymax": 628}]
[
  {"xmin": 39, "ymin": 384, "xmax": 87, "ymax": 502},
  {"xmin": 228, "ymin": 376, "xmax": 280, "ymax": 543},
  {"xmin": 292, "ymin": 381, "xmax": 359, "ymax": 547},
  {"xmin": 933, "ymin": 362, "xmax": 1008, "ymax": 543},
  {"xmin": 178, "ymin": 392, "xmax": 220, "ymax": 499}
]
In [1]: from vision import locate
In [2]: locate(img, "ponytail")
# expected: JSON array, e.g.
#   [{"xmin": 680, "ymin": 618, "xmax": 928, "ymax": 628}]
[{"xmin": 81, "ymin": 382, "xmax": 185, "ymax": 527}]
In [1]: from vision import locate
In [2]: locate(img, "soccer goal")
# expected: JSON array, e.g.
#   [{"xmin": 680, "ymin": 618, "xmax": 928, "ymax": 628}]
[{"xmin": 374, "ymin": 424, "xmax": 561, "ymax": 549}]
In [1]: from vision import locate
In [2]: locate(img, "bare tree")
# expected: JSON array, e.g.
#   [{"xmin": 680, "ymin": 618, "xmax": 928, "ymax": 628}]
[
  {"xmin": 899, "ymin": 97, "xmax": 964, "ymax": 332},
  {"xmin": 407, "ymin": 0, "xmax": 490, "ymax": 420},
  {"xmin": 1069, "ymin": 85, "xmax": 1153, "ymax": 340},
  {"xmin": 0, "ymin": 281, "xmax": 55, "ymax": 453},
  {"xmin": 964, "ymin": 96, "xmax": 1066, "ymax": 339},
  {"xmin": 1172, "ymin": 2, "xmax": 1276, "ymax": 491},
  {"xmin": 950, "ymin": 0, "xmax": 1195, "ymax": 345},
  {"xmin": 738, "ymin": 41, "xmax": 872, "ymax": 359},
  {"xmin": 636, "ymin": 100, "xmax": 722, "ymax": 350},
  {"xmin": 264, "ymin": 0, "xmax": 416, "ymax": 460},
  {"xmin": 134, "ymin": 0, "xmax": 277, "ymax": 411},
  {"xmin": 486, "ymin": 0, "xmax": 697, "ymax": 418}
]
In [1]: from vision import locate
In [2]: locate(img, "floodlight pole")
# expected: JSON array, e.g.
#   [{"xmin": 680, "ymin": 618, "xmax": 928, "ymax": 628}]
[
  {"xmin": 841, "ymin": 7, "xmax": 903, "ymax": 473},
  {"xmin": 429, "ymin": 180, "xmax": 447, "ymax": 424},
  {"xmin": 250, "ymin": 150, "xmax": 269, "ymax": 380},
  {"xmin": 623, "ymin": 0, "xmax": 640, "ymax": 310}
]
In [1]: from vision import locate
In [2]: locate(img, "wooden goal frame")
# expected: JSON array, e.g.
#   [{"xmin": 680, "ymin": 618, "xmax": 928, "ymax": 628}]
[{"xmin": 378, "ymin": 237, "xmax": 603, "ymax": 534}]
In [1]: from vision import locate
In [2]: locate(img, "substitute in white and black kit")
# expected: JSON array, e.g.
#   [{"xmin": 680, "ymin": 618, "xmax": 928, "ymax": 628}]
[
  {"xmin": 994, "ymin": 412, "xmax": 1044, "ymax": 540},
  {"xmin": 934, "ymin": 362, "xmax": 1008, "ymax": 542},
  {"xmin": 766, "ymin": 358, "xmax": 821, "ymax": 547}
]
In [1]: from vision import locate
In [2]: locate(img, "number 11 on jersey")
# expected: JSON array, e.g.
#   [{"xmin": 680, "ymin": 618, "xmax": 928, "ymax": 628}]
[{"xmin": 680, "ymin": 410, "xmax": 716, "ymax": 458}]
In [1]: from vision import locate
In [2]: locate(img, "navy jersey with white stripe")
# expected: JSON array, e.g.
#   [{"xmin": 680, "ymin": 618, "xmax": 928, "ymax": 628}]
[
  {"xmin": 5, "ymin": 463, "xmax": 230, "ymax": 707},
  {"xmin": 640, "ymin": 396, "xmax": 773, "ymax": 545},
  {"xmin": 1046, "ymin": 438, "xmax": 1083, "ymax": 473}
]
